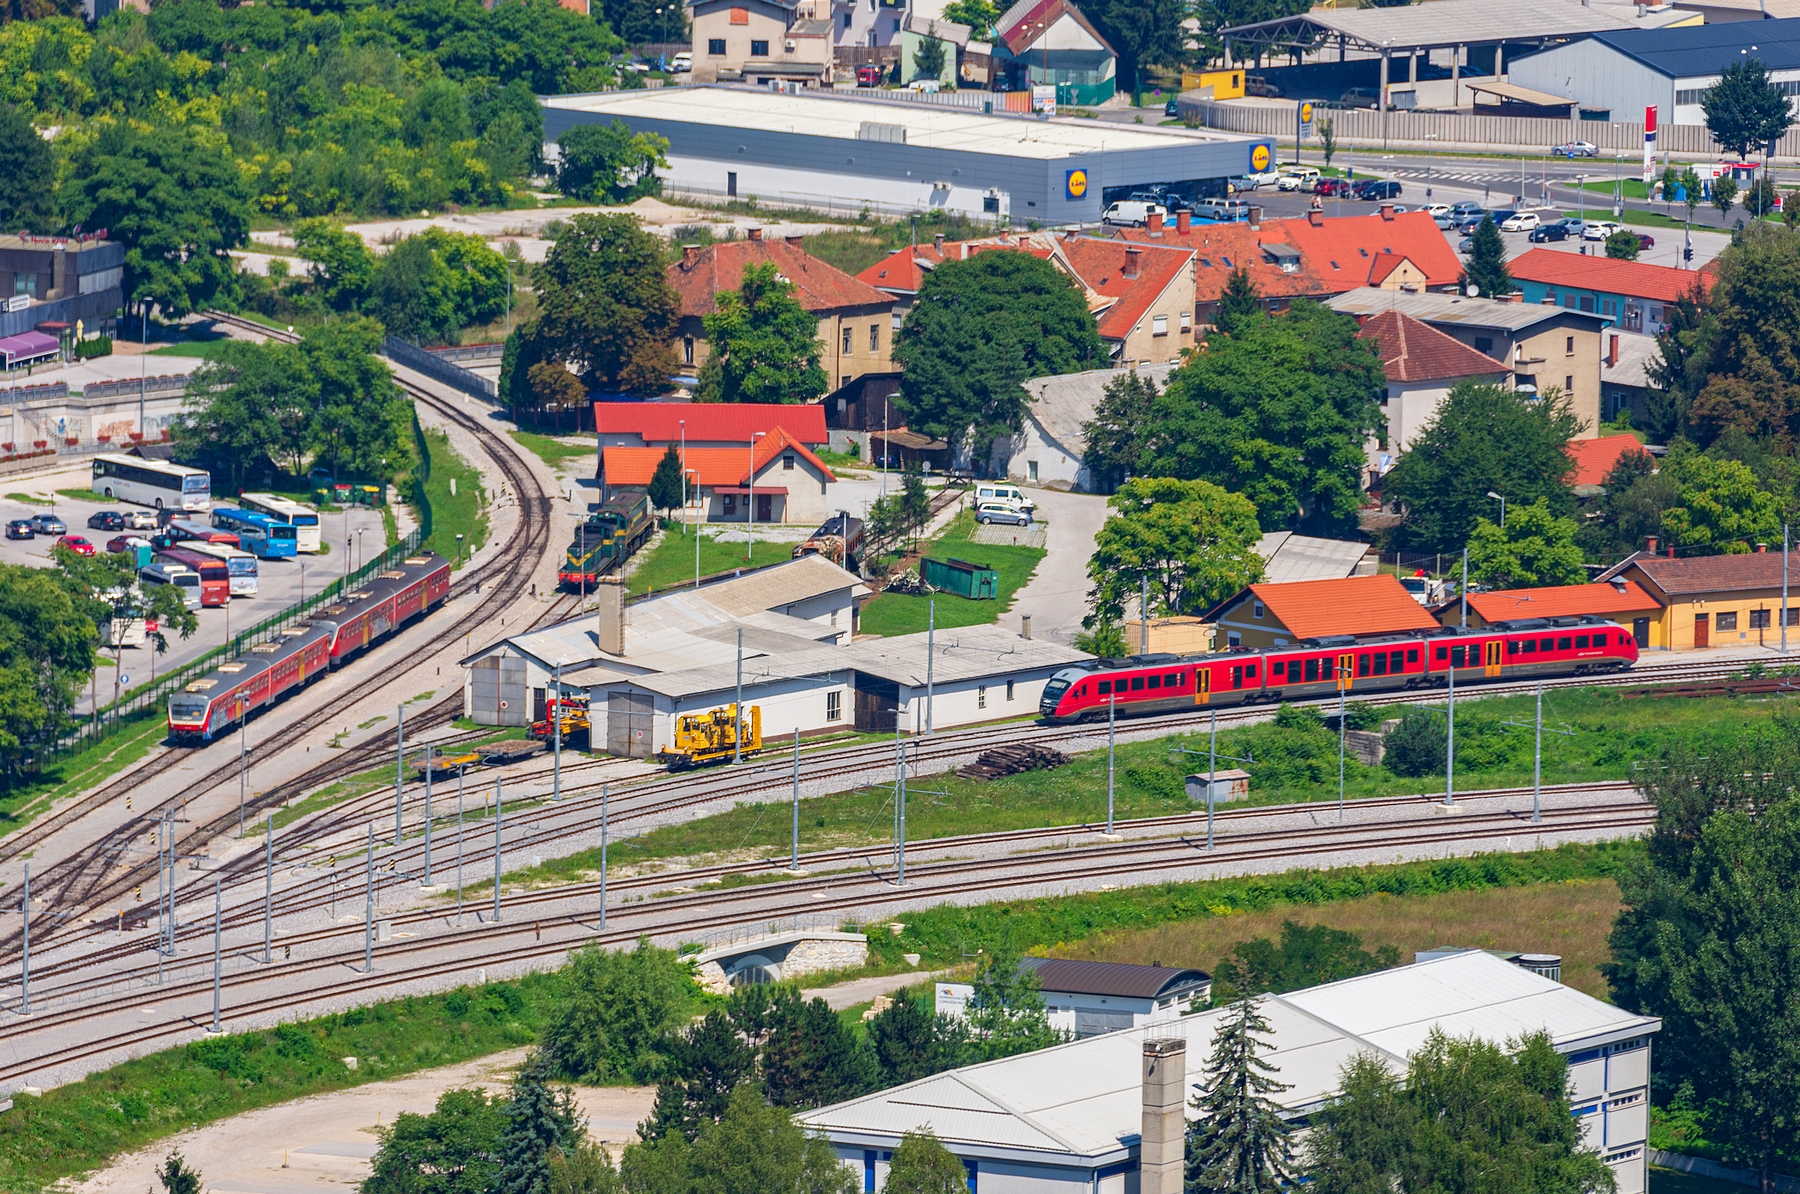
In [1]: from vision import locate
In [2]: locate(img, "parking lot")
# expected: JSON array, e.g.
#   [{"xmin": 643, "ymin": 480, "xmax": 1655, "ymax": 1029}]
[{"xmin": 2, "ymin": 466, "xmax": 391, "ymax": 714}]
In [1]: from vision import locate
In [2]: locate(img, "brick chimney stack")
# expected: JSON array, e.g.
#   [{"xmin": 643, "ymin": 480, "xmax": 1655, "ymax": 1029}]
[
  {"xmin": 747, "ymin": 227, "xmax": 763, "ymax": 241},
  {"xmin": 1608, "ymin": 333, "xmax": 1620, "ymax": 366},
  {"xmin": 1176, "ymin": 209, "xmax": 1191, "ymax": 234},
  {"xmin": 1308, "ymin": 209, "xmax": 1324, "ymax": 227},
  {"xmin": 682, "ymin": 244, "xmax": 702, "ymax": 266},
  {"xmin": 1140, "ymin": 1040, "xmax": 1187, "ymax": 1194},
  {"xmin": 1124, "ymin": 246, "xmax": 1142, "ymax": 279},
  {"xmin": 1147, "ymin": 211, "xmax": 1165, "ymax": 236}
]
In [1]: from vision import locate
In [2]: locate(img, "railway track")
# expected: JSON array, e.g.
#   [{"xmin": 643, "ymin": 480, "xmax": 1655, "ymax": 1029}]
[{"xmin": 0, "ymin": 785, "xmax": 1651, "ymax": 1083}]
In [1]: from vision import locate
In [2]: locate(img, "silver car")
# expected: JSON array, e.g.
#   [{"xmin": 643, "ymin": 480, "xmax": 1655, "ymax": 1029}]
[{"xmin": 975, "ymin": 503, "xmax": 1032, "ymax": 527}]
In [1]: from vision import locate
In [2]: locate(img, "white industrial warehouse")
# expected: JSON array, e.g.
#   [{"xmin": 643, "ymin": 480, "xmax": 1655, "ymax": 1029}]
[{"xmin": 801, "ymin": 951, "xmax": 1659, "ymax": 1194}]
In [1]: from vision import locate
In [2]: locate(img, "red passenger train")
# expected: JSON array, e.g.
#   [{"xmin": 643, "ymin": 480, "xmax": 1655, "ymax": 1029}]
[
  {"xmin": 168, "ymin": 553, "xmax": 453, "ymax": 742},
  {"xmin": 1038, "ymin": 616, "xmax": 1639, "ymax": 723}
]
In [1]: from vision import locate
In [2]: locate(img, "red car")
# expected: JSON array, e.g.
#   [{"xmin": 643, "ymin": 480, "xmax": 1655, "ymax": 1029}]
[
  {"xmin": 107, "ymin": 534, "xmax": 151, "ymax": 553},
  {"xmin": 56, "ymin": 534, "xmax": 97, "ymax": 556},
  {"xmin": 1314, "ymin": 178, "xmax": 1352, "ymax": 198}
]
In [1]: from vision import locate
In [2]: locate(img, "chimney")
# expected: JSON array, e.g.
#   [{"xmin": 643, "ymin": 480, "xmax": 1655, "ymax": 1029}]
[
  {"xmin": 1124, "ymin": 247, "xmax": 1142, "ymax": 279},
  {"xmin": 1646, "ymin": 535, "xmax": 1658, "ymax": 555},
  {"xmin": 1148, "ymin": 211, "xmax": 1165, "ymax": 236},
  {"xmin": 1248, "ymin": 205, "xmax": 1263, "ymax": 229},
  {"xmin": 682, "ymin": 243, "xmax": 702, "ymax": 266},
  {"xmin": 1021, "ymin": 614, "xmax": 1032, "ymax": 639},
  {"xmin": 747, "ymin": 226, "xmax": 764, "ymax": 241},
  {"xmin": 595, "ymin": 577, "xmax": 626, "ymax": 657},
  {"xmin": 1608, "ymin": 333, "xmax": 1620, "ymax": 367},
  {"xmin": 1308, "ymin": 209, "xmax": 1324, "ymax": 227},
  {"xmin": 1502, "ymin": 292, "xmax": 1523, "ymax": 303},
  {"xmin": 1140, "ymin": 1039, "xmax": 1187, "ymax": 1194},
  {"xmin": 1758, "ymin": 542, "xmax": 1769, "ymax": 553},
  {"xmin": 934, "ymin": 232, "xmax": 945, "ymax": 251},
  {"xmin": 1379, "ymin": 201, "xmax": 1396, "ymax": 220},
  {"xmin": 1541, "ymin": 295, "xmax": 1557, "ymax": 305},
  {"xmin": 1176, "ymin": 209, "xmax": 1191, "ymax": 234},
  {"xmin": 786, "ymin": 234, "xmax": 804, "ymax": 248}
]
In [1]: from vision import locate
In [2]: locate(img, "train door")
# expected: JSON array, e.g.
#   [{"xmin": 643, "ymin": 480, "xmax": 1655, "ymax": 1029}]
[
  {"xmin": 1484, "ymin": 640, "xmax": 1503, "ymax": 677},
  {"xmin": 1195, "ymin": 667, "xmax": 1211, "ymax": 705},
  {"xmin": 1336, "ymin": 652, "xmax": 1354, "ymax": 691},
  {"xmin": 1229, "ymin": 664, "xmax": 1245, "ymax": 690}
]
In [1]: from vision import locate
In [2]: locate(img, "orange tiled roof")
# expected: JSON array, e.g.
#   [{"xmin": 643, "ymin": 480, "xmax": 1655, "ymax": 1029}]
[
  {"xmin": 1250, "ymin": 574, "xmax": 1441, "ymax": 639},
  {"xmin": 1458, "ymin": 580, "xmax": 1660, "ymax": 623},
  {"xmin": 601, "ymin": 426, "xmax": 835, "ymax": 487},
  {"xmin": 593, "ymin": 402, "xmax": 827, "ymax": 445},
  {"xmin": 1269, "ymin": 209, "xmax": 1463, "ymax": 293},
  {"xmin": 1566, "ymin": 433, "xmax": 1652, "ymax": 487},
  {"xmin": 1508, "ymin": 247, "xmax": 1715, "ymax": 305},
  {"xmin": 669, "ymin": 237, "xmax": 892, "ymax": 319},
  {"xmin": 1357, "ymin": 310, "xmax": 1509, "ymax": 383}
]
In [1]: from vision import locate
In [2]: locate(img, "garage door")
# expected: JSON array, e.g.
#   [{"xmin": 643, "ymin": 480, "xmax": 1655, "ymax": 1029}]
[
  {"xmin": 607, "ymin": 690, "xmax": 654, "ymax": 758},
  {"xmin": 470, "ymin": 656, "xmax": 527, "ymax": 726}
]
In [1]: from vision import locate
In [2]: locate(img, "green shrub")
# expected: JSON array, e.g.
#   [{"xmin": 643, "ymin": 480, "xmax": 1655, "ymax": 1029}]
[{"xmin": 1385, "ymin": 706, "xmax": 1446, "ymax": 777}]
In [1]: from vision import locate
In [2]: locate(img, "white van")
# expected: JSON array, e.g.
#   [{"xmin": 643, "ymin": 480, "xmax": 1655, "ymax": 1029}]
[
  {"xmin": 1277, "ymin": 166, "xmax": 1320, "ymax": 191},
  {"xmin": 1192, "ymin": 197, "xmax": 1252, "ymax": 223},
  {"xmin": 140, "ymin": 562, "xmax": 201, "ymax": 611},
  {"xmin": 1100, "ymin": 201, "xmax": 1167, "ymax": 228},
  {"xmin": 976, "ymin": 483, "xmax": 1036, "ymax": 514}
]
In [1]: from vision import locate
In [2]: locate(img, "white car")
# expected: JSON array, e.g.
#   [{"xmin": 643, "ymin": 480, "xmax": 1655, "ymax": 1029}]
[
  {"xmin": 1424, "ymin": 203, "xmax": 1452, "ymax": 217},
  {"xmin": 1552, "ymin": 140, "xmax": 1600, "ymax": 158},
  {"xmin": 1500, "ymin": 212, "xmax": 1540, "ymax": 232},
  {"xmin": 1582, "ymin": 220, "xmax": 1622, "ymax": 241},
  {"xmin": 1239, "ymin": 169, "xmax": 1282, "ymax": 190},
  {"xmin": 670, "ymin": 51, "xmax": 692, "ymax": 72}
]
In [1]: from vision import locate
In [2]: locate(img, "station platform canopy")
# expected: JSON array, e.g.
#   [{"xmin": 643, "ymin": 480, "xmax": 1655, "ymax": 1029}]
[{"xmin": 1218, "ymin": 0, "xmax": 1634, "ymax": 58}]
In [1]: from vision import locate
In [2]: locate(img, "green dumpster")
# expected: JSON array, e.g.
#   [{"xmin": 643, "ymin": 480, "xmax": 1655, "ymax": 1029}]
[{"xmin": 922, "ymin": 556, "xmax": 998, "ymax": 600}]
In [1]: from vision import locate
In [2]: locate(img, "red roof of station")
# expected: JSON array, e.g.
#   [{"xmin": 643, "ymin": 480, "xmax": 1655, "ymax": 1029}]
[
  {"xmin": 600, "ymin": 426, "xmax": 834, "ymax": 487},
  {"xmin": 594, "ymin": 402, "xmax": 827, "ymax": 446}
]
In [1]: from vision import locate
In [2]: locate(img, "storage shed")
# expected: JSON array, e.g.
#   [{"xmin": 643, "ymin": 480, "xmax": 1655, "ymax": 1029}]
[{"xmin": 923, "ymin": 556, "xmax": 999, "ymax": 600}]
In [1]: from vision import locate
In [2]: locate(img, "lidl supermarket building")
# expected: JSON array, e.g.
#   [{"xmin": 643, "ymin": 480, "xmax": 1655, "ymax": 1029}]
[{"xmin": 540, "ymin": 86, "xmax": 1271, "ymax": 225}]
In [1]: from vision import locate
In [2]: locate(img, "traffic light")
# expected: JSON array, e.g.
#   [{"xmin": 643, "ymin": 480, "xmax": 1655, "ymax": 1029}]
[{"xmin": 1684, "ymin": 245, "xmax": 1694, "ymax": 262}]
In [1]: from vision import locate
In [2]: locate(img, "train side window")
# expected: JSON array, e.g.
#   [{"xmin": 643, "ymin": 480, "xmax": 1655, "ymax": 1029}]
[
  {"xmin": 1507, "ymin": 641, "xmax": 1519, "ymax": 655},
  {"xmin": 1523, "ymin": 640, "xmax": 1537, "ymax": 654},
  {"xmin": 1557, "ymin": 637, "xmax": 1572, "ymax": 650},
  {"xmin": 1372, "ymin": 652, "xmax": 1387, "ymax": 676},
  {"xmin": 1167, "ymin": 672, "xmax": 1181, "ymax": 686},
  {"xmin": 1390, "ymin": 650, "xmax": 1404, "ymax": 671},
  {"xmin": 1575, "ymin": 634, "xmax": 1589, "ymax": 648},
  {"xmin": 1356, "ymin": 653, "xmax": 1370, "ymax": 677},
  {"xmin": 1246, "ymin": 665, "xmax": 1256, "ymax": 678},
  {"xmin": 1304, "ymin": 658, "xmax": 1320, "ymax": 682},
  {"xmin": 1450, "ymin": 645, "xmax": 1467, "ymax": 667},
  {"xmin": 1099, "ymin": 680, "xmax": 1112, "ymax": 694},
  {"xmin": 1407, "ymin": 649, "xmax": 1418, "ymax": 663},
  {"xmin": 1131, "ymin": 677, "xmax": 1145, "ymax": 691},
  {"xmin": 1434, "ymin": 646, "xmax": 1447, "ymax": 661},
  {"xmin": 1148, "ymin": 675, "xmax": 1161, "ymax": 690},
  {"xmin": 1272, "ymin": 660, "xmax": 1285, "ymax": 676},
  {"xmin": 1540, "ymin": 637, "xmax": 1554, "ymax": 651}
]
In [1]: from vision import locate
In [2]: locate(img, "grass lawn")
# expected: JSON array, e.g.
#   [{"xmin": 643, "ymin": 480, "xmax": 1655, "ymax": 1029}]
[
  {"xmin": 419, "ymin": 428, "xmax": 487, "ymax": 565},
  {"xmin": 509, "ymin": 430, "xmax": 593, "ymax": 474},
  {"xmin": 0, "ymin": 712, "xmax": 169, "ymax": 840},
  {"xmin": 4, "ymin": 491, "xmax": 47, "ymax": 505},
  {"xmin": 858, "ymin": 512, "xmax": 1045, "ymax": 637},
  {"xmin": 627, "ymin": 526, "xmax": 771, "ymax": 597},
  {"xmin": 149, "ymin": 340, "xmax": 236, "ymax": 360}
]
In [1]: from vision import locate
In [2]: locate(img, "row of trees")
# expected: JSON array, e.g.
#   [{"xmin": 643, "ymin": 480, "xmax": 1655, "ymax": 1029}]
[{"xmin": 271, "ymin": 223, "xmax": 512, "ymax": 345}]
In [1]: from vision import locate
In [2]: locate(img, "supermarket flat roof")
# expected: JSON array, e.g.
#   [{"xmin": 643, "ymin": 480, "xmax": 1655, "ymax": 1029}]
[{"xmin": 541, "ymin": 85, "xmax": 1252, "ymax": 160}]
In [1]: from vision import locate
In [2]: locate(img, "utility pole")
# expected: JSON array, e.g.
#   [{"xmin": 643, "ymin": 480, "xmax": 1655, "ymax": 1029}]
[
  {"xmin": 1459, "ymin": 549, "xmax": 1468, "ymax": 628},
  {"xmin": 18, "ymin": 863, "xmax": 27, "ymax": 1015},
  {"xmin": 1168, "ymin": 711, "xmax": 1253, "ymax": 852},
  {"xmin": 363, "ymin": 824, "xmax": 375, "ymax": 974},
  {"xmin": 492, "ymin": 778, "xmax": 503, "ymax": 922},
  {"xmin": 455, "ymin": 767, "xmax": 465, "ymax": 926},
  {"xmin": 1140, "ymin": 574, "xmax": 1149, "ymax": 655},
  {"xmin": 210, "ymin": 877, "xmax": 223, "ymax": 1033},
  {"xmin": 552, "ymin": 660, "xmax": 563, "ymax": 801},
  {"xmin": 1504, "ymin": 683, "xmax": 1570, "ymax": 824},
  {"xmin": 394, "ymin": 704, "xmax": 404, "ymax": 846},
  {"xmin": 791, "ymin": 728, "xmax": 801, "ymax": 873},
  {"xmin": 734, "ymin": 628, "xmax": 744, "ymax": 763},
  {"xmin": 893, "ymin": 722, "xmax": 907, "ymax": 886},
  {"xmin": 925, "ymin": 601, "xmax": 935, "ymax": 736},
  {"xmin": 1443, "ymin": 652, "xmax": 1457, "ymax": 809},
  {"xmin": 1106, "ymin": 692, "xmax": 1117, "ymax": 834},
  {"xmin": 599, "ymin": 782, "xmax": 608, "ymax": 930},
  {"xmin": 422, "ymin": 744, "xmax": 433, "ymax": 887},
  {"xmin": 238, "ymin": 721, "xmax": 247, "ymax": 838},
  {"xmin": 263, "ymin": 812, "xmax": 273, "ymax": 964}
]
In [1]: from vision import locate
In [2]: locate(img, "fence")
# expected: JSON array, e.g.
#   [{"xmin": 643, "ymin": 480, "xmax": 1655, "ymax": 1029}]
[
  {"xmin": 429, "ymin": 343, "xmax": 505, "ymax": 366},
  {"xmin": 382, "ymin": 335, "xmax": 498, "ymax": 402},
  {"xmin": 1180, "ymin": 97, "xmax": 1800, "ymax": 160},
  {"xmin": 82, "ymin": 373, "xmax": 193, "ymax": 400}
]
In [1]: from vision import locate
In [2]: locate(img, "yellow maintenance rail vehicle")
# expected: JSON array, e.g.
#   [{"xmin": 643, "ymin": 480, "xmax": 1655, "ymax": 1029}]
[
  {"xmin": 530, "ymin": 696, "xmax": 591, "ymax": 745},
  {"xmin": 657, "ymin": 703, "xmax": 762, "ymax": 771}
]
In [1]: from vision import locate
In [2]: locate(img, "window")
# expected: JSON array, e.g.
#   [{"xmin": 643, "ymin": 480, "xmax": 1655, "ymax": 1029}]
[
  {"xmin": 1166, "ymin": 672, "xmax": 1180, "ymax": 686},
  {"xmin": 1304, "ymin": 658, "xmax": 1320, "ymax": 682},
  {"xmin": 869, "ymin": 324, "xmax": 879, "ymax": 352},
  {"xmin": 1027, "ymin": 460, "xmax": 1038, "ymax": 480},
  {"xmin": 782, "ymin": 454, "xmax": 795, "ymax": 470},
  {"xmin": 1754, "ymin": 608, "xmax": 1774, "ymax": 628},
  {"xmin": 750, "ymin": 38, "xmax": 769, "ymax": 54},
  {"xmin": 1131, "ymin": 676, "xmax": 1145, "ymax": 690},
  {"xmin": 1246, "ymin": 664, "xmax": 1256, "ymax": 679},
  {"xmin": 1390, "ymin": 650, "xmax": 1404, "ymax": 671},
  {"xmin": 1180, "ymin": 311, "xmax": 1192, "ymax": 332},
  {"xmin": 1006, "ymin": 680, "xmax": 1015, "ymax": 700},
  {"xmin": 1676, "ymin": 87, "xmax": 1706, "ymax": 104},
  {"xmin": 1152, "ymin": 315, "xmax": 1168, "ymax": 336},
  {"xmin": 1789, "ymin": 608, "xmax": 1800, "ymax": 627},
  {"xmin": 1603, "ymin": 299, "xmax": 1615, "ymax": 316},
  {"xmin": 1148, "ymin": 675, "xmax": 1161, "ymax": 690},
  {"xmin": 683, "ymin": 336, "xmax": 695, "ymax": 365},
  {"xmin": 826, "ymin": 690, "xmax": 842, "ymax": 720},
  {"xmin": 1565, "ymin": 375, "xmax": 1574, "ymax": 393},
  {"xmin": 1557, "ymin": 636, "xmax": 1572, "ymax": 650},
  {"xmin": 892, "ymin": 15, "xmax": 900, "ymax": 30},
  {"xmin": 708, "ymin": 37, "xmax": 726, "ymax": 53},
  {"xmin": 1523, "ymin": 639, "xmax": 1537, "ymax": 654},
  {"xmin": 1718, "ymin": 610, "xmax": 1739, "ymax": 630},
  {"xmin": 1098, "ymin": 679, "xmax": 1112, "ymax": 694},
  {"xmin": 1252, "ymin": 601, "xmax": 1264, "ymax": 619},
  {"xmin": 842, "ymin": 9, "xmax": 850, "ymax": 25},
  {"xmin": 1435, "ymin": 646, "xmax": 1447, "ymax": 660},
  {"xmin": 1566, "ymin": 336, "xmax": 1575, "ymax": 355},
  {"xmin": 723, "ymin": 494, "xmax": 737, "ymax": 515},
  {"xmin": 727, "ymin": 171, "xmax": 737, "ymax": 196},
  {"xmin": 1451, "ymin": 645, "xmax": 1467, "ymax": 667},
  {"xmin": 1474, "ymin": 336, "xmax": 1494, "ymax": 356},
  {"xmin": 843, "ymin": 326, "xmax": 853, "ymax": 353},
  {"xmin": 1580, "ymin": 295, "xmax": 1595, "ymax": 312},
  {"xmin": 1372, "ymin": 651, "xmax": 1387, "ymax": 675},
  {"xmin": 1272, "ymin": 660, "xmax": 1285, "ymax": 676},
  {"xmin": 1575, "ymin": 634, "xmax": 1589, "ymax": 648},
  {"xmin": 1356, "ymin": 653, "xmax": 1370, "ymax": 677},
  {"xmin": 1226, "ymin": 631, "xmax": 1241, "ymax": 647},
  {"xmin": 983, "ymin": 195, "xmax": 999, "ymax": 214},
  {"xmin": 978, "ymin": 685, "xmax": 987, "ymax": 709},
  {"xmin": 1406, "ymin": 648, "xmax": 1419, "ymax": 662},
  {"xmin": 1507, "ymin": 640, "xmax": 1519, "ymax": 655}
]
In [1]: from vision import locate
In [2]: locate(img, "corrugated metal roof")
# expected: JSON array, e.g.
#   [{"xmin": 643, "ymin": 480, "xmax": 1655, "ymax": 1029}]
[
  {"xmin": 1587, "ymin": 16, "xmax": 1800, "ymax": 77},
  {"xmin": 1220, "ymin": 0, "xmax": 1632, "ymax": 51},
  {"xmin": 1022, "ymin": 956, "xmax": 1210, "ymax": 999},
  {"xmin": 1256, "ymin": 532, "xmax": 1376, "ymax": 584},
  {"xmin": 1022, "ymin": 363, "xmax": 1180, "ymax": 458}
]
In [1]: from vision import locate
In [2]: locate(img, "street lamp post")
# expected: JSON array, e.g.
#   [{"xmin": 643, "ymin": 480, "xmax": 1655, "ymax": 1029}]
[
  {"xmin": 1486, "ymin": 490, "xmax": 1506, "ymax": 529},
  {"xmin": 746, "ymin": 431, "xmax": 765, "ymax": 563},
  {"xmin": 1425, "ymin": 133, "xmax": 1436, "ymax": 199}
]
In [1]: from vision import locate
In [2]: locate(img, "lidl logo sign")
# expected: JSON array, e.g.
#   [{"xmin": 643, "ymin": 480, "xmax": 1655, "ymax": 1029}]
[
  {"xmin": 1300, "ymin": 101, "xmax": 1314, "ymax": 126},
  {"xmin": 1249, "ymin": 143, "xmax": 1272, "ymax": 172},
  {"xmin": 1066, "ymin": 168, "xmax": 1089, "ymax": 199}
]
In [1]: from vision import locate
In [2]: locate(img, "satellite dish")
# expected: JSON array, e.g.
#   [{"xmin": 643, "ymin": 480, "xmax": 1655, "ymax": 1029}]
[{"xmin": 1466, "ymin": 283, "xmax": 1480, "ymax": 297}]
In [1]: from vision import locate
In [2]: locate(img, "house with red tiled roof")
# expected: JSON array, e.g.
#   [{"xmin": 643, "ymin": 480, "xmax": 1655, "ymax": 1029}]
[
  {"xmin": 1566, "ymin": 433, "xmax": 1652, "ymax": 490},
  {"xmin": 1508, "ymin": 247, "xmax": 1713, "ymax": 336},
  {"xmin": 599, "ymin": 425, "xmax": 835, "ymax": 525},
  {"xmin": 856, "ymin": 229, "xmax": 1196, "ymax": 366},
  {"xmin": 1433, "ymin": 579, "xmax": 1665, "ymax": 649},
  {"xmin": 1609, "ymin": 550, "xmax": 1798, "ymax": 651},
  {"xmin": 1356, "ymin": 310, "xmax": 1510, "ymax": 477},
  {"xmin": 991, "ymin": 0, "xmax": 1117, "ymax": 104},
  {"xmin": 594, "ymin": 402, "xmax": 828, "ymax": 450},
  {"xmin": 669, "ymin": 230, "xmax": 896, "ymax": 392},
  {"xmin": 1204, "ymin": 574, "xmax": 1440, "ymax": 649}
]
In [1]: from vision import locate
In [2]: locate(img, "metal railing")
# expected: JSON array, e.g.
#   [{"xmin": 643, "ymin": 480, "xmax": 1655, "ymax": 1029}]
[{"xmin": 382, "ymin": 336, "xmax": 498, "ymax": 402}]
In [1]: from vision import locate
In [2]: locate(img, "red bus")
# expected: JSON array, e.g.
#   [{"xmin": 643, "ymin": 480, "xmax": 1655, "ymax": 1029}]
[
  {"xmin": 161, "ymin": 519, "xmax": 240, "ymax": 550},
  {"xmin": 153, "ymin": 546, "xmax": 231, "ymax": 606}
]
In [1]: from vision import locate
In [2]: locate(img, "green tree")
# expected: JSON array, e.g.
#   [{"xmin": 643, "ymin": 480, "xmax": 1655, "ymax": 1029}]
[
  {"xmin": 300, "ymin": 316, "xmax": 415, "ymax": 485},
  {"xmin": 1462, "ymin": 214, "xmax": 1513, "ymax": 298},
  {"xmin": 1576, "ymin": 446, "xmax": 1673, "ymax": 560},
  {"xmin": 598, "ymin": 0, "xmax": 690, "ymax": 45},
  {"xmin": 1211, "ymin": 922, "xmax": 1401, "ymax": 1002},
  {"xmin": 1680, "ymin": 167, "xmax": 1704, "ymax": 225},
  {"xmin": 1145, "ymin": 300, "xmax": 1384, "ymax": 535},
  {"xmin": 1383, "ymin": 382, "xmax": 1582, "ymax": 555},
  {"xmin": 623, "ymin": 1083, "xmax": 857, "ymax": 1194},
  {"xmin": 758, "ymin": 989, "xmax": 878, "ymax": 1110},
  {"xmin": 1712, "ymin": 176, "xmax": 1738, "ymax": 225},
  {"xmin": 1745, "ymin": 174, "xmax": 1780, "ymax": 220},
  {"xmin": 1216, "ymin": 267, "xmax": 1261, "ymax": 334},
  {"xmin": 640, "ymin": 1011, "xmax": 758, "ymax": 1144},
  {"xmin": 156, "ymin": 1152, "xmax": 201, "ymax": 1194},
  {"xmin": 1644, "ymin": 289, "xmax": 1709, "ymax": 443},
  {"xmin": 940, "ymin": 0, "xmax": 1000, "ymax": 35},
  {"xmin": 1659, "ymin": 453, "xmax": 1782, "ymax": 553},
  {"xmin": 0, "ymin": 103, "xmax": 51, "ymax": 232},
  {"xmin": 1076, "ymin": 0, "xmax": 1185, "ymax": 105},
  {"xmin": 498, "ymin": 1055, "xmax": 586, "ymax": 1194},
  {"xmin": 1319, "ymin": 117, "xmax": 1337, "ymax": 169},
  {"xmin": 555, "ymin": 121, "xmax": 669, "ymax": 203},
  {"xmin": 695, "ymin": 262, "xmax": 828, "ymax": 404},
  {"xmin": 1603, "ymin": 228, "xmax": 1641, "ymax": 261},
  {"xmin": 541, "ymin": 939, "xmax": 695, "ymax": 1086},
  {"xmin": 291, "ymin": 219, "xmax": 376, "ymax": 314},
  {"xmin": 172, "ymin": 339, "xmax": 315, "ymax": 488},
  {"xmin": 962, "ymin": 945, "xmax": 1063, "ymax": 1063},
  {"xmin": 1383, "ymin": 705, "xmax": 1446, "ymax": 779},
  {"xmin": 1080, "ymin": 369, "xmax": 1159, "ymax": 493},
  {"xmin": 51, "ymin": 544, "xmax": 196, "ymax": 710},
  {"xmin": 1677, "ymin": 223, "xmax": 1800, "ymax": 443},
  {"xmin": 364, "ymin": 1088, "xmax": 506, "ymax": 1194},
  {"xmin": 647, "ymin": 446, "xmax": 687, "ymax": 518},
  {"xmin": 911, "ymin": 34, "xmax": 947, "ymax": 83},
  {"xmin": 60, "ymin": 121, "xmax": 251, "ymax": 318},
  {"xmin": 516, "ymin": 213, "xmax": 679, "ymax": 401},
  {"xmin": 900, "ymin": 462, "xmax": 930, "ymax": 539},
  {"xmin": 369, "ymin": 229, "xmax": 510, "ymax": 346},
  {"xmin": 1305, "ymin": 1031, "xmax": 1613, "ymax": 1194},
  {"xmin": 883, "ymin": 1130, "xmax": 967, "ymax": 1194},
  {"xmin": 549, "ymin": 1143, "xmax": 625, "ymax": 1194},
  {"xmin": 1603, "ymin": 730, "xmax": 1800, "ymax": 1194},
  {"xmin": 865, "ymin": 989, "xmax": 967, "ymax": 1089},
  {"xmin": 1187, "ymin": 997, "xmax": 1294, "ymax": 1194},
  {"xmin": 893, "ymin": 251, "xmax": 1105, "ymax": 449},
  {"xmin": 1660, "ymin": 164, "xmax": 1679, "ymax": 212},
  {"xmin": 1084, "ymin": 477, "xmax": 1264, "ymax": 633},
  {"xmin": 1465, "ymin": 499, "xmax": 1587, "ymax": 589},
  {"xmin": 1702, "ymin": 58, "xmax": 1794, "ymax": 161}
]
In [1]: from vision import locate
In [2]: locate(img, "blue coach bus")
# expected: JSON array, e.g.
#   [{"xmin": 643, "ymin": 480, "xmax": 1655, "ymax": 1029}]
[{"xmin": 210, "ymin": 506, "xmax": 299, "ymax": 559}]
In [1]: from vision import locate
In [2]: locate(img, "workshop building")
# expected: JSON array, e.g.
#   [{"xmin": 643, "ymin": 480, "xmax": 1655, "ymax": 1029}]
[
  {"xmin": 938, "ymin": 958, "xmax": 1212, "ymax": 1039},
  {"xmin": 1604, "ymin": 550, "xmax": 1800, "ymax": 650}
]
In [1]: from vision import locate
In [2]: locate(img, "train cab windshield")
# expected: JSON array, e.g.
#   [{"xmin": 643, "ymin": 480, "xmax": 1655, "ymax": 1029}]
[{"xmin": 169, "ymin": 697, "xmax": 209, "ymax": 722}]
